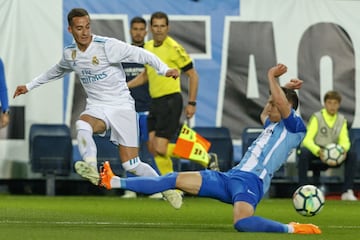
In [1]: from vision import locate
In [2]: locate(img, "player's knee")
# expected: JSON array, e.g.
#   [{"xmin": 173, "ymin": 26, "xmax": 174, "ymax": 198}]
[{"xmin": 76, "ymin": 120, "xmax": 93, "ymax": 133}]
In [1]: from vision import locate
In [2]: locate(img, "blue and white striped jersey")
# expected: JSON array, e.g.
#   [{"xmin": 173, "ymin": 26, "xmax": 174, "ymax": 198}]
[{"xmin": 233, "ymin": 109, "xmax": 306, "ymax": 194}]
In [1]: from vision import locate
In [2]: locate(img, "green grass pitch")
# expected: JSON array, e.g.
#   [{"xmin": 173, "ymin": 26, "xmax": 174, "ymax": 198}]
[{"xmin": 0, "ymin": 195, "xmax": 358, "ymax": 240}]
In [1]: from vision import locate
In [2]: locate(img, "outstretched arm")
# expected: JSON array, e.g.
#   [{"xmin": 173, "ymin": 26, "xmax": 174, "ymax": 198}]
[
  {"xmin": 13, "ymin": 62, "xmax": 70, "ymax": 98},
  {"xmin": 109, "ymin": 41, "xmax": 179, "ymax": 79},
  {"xmin": 127, "ymin": 68, "xmax": 179, "ymax": 90}
]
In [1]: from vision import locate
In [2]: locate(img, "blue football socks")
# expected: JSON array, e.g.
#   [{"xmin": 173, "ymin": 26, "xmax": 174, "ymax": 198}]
[{"xmin": 121, "ymin": 172, "xmax": 179, "ymax": 195}]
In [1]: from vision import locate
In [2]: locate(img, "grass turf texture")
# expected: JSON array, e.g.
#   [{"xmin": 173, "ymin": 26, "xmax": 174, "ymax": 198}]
[{"xmin": 0, "ymin": 195, "xmax": 359, "ymax": 240}]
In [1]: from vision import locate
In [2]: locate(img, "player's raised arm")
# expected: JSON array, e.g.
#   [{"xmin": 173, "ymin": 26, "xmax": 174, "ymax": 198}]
[{"xmin": 267, "ymin": 63, "xmax": 291, "ymax": 118}]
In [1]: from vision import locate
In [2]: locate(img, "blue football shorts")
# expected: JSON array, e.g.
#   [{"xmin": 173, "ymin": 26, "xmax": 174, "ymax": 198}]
[{"xmin": 198, "ymin": 169, "xmax": 264, "ymax": 209}]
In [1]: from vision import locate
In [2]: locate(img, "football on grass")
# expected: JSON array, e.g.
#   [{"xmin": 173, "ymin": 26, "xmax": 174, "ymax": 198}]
[
  {"xmin": 322, "ymin": 143, "xmax": 345, "ymax": 166},
  {"xmin": 292, "ymin": 185, "xmax": 325, "ymax": 217}
]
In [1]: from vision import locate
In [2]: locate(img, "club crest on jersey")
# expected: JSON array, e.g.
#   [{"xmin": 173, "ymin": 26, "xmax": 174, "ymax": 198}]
[
  {"xmin": 92, "ymin": 56, "xmax": 99, "ymax": 65},
  {"xmin": 71, "ymin": 50, "xmax": 77, "ymax": 66}
]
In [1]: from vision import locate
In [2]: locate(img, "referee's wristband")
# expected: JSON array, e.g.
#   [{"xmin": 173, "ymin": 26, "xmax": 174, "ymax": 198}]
[
  {"xmin": 2, "ymin": 110, "xmax": 9, "ymax": 114},
  {"xmin": 188, "ymin": 101, "xmax": 196, "ymax": 106}
]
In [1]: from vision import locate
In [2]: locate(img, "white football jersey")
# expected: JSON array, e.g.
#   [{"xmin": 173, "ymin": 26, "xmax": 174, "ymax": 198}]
[{"xmin": 27, "ymin": 35, "xmax": 169, "ymax": 106}]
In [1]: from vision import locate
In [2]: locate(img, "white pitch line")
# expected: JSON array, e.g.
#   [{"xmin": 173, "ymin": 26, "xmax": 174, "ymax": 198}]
[
  {"xmin": 327, "ymin": 225, "xmax": 360, "ymax": 229},
  {"xmin": 0, "ymin": 220, "xmax": 230, "ymax": 227}
]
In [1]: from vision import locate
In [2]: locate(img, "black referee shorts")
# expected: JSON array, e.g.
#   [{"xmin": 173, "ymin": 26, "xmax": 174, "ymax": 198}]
[{"xmin": 147, "ymin": 93, "xmax": 183, "ymax": 140}]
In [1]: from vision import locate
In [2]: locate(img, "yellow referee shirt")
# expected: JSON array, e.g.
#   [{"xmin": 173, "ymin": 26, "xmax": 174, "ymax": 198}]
[{"xmin": 145, "ymin": 36, "xmax": 193, "ymax": 98}]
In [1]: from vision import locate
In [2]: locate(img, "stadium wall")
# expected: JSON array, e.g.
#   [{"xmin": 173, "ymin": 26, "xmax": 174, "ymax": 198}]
[{"xmin": 1, "ymin": 0, "xmax": 360, "ymax": 179}]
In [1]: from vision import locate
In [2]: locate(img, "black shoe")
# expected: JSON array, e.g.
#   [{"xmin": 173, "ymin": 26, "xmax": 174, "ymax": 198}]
[{"xmin": 207, "ymin": 153, "xmax": 220, "ymax": 171}]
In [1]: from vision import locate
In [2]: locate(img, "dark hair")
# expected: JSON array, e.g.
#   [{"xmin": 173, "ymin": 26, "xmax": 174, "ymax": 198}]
[
  {"xmin": 268, "ymin": 87, "xmax": 299, "ymax": 110},
  {"xmin": 131, "ymin": 16, "xmax": 146, "ymax": 27},
  {"xmin": 67, "ymin": 8, "xmax": 89, "ymax": 26},
  {"xmin": 281, "ymin": 87, "xmax": 299, "ymax": 110},
  {"xmin": 150, "ymin": 11, "xmax": 169, "ymax": 25},
  {"xmin": 324, "ymin": 90, "xmax": 342, "ymax": 103}
]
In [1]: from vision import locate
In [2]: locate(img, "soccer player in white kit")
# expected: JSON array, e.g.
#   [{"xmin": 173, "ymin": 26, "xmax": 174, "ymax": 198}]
[{"xmin": 13, "ymin": 8, "xmax": 182, "ymax": 209}]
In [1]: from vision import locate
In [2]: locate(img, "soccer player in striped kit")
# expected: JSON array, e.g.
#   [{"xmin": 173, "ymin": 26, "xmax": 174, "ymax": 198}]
[{"xmin": 100, "ymin": 64, "xmax": 322, "ymax": 234}]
